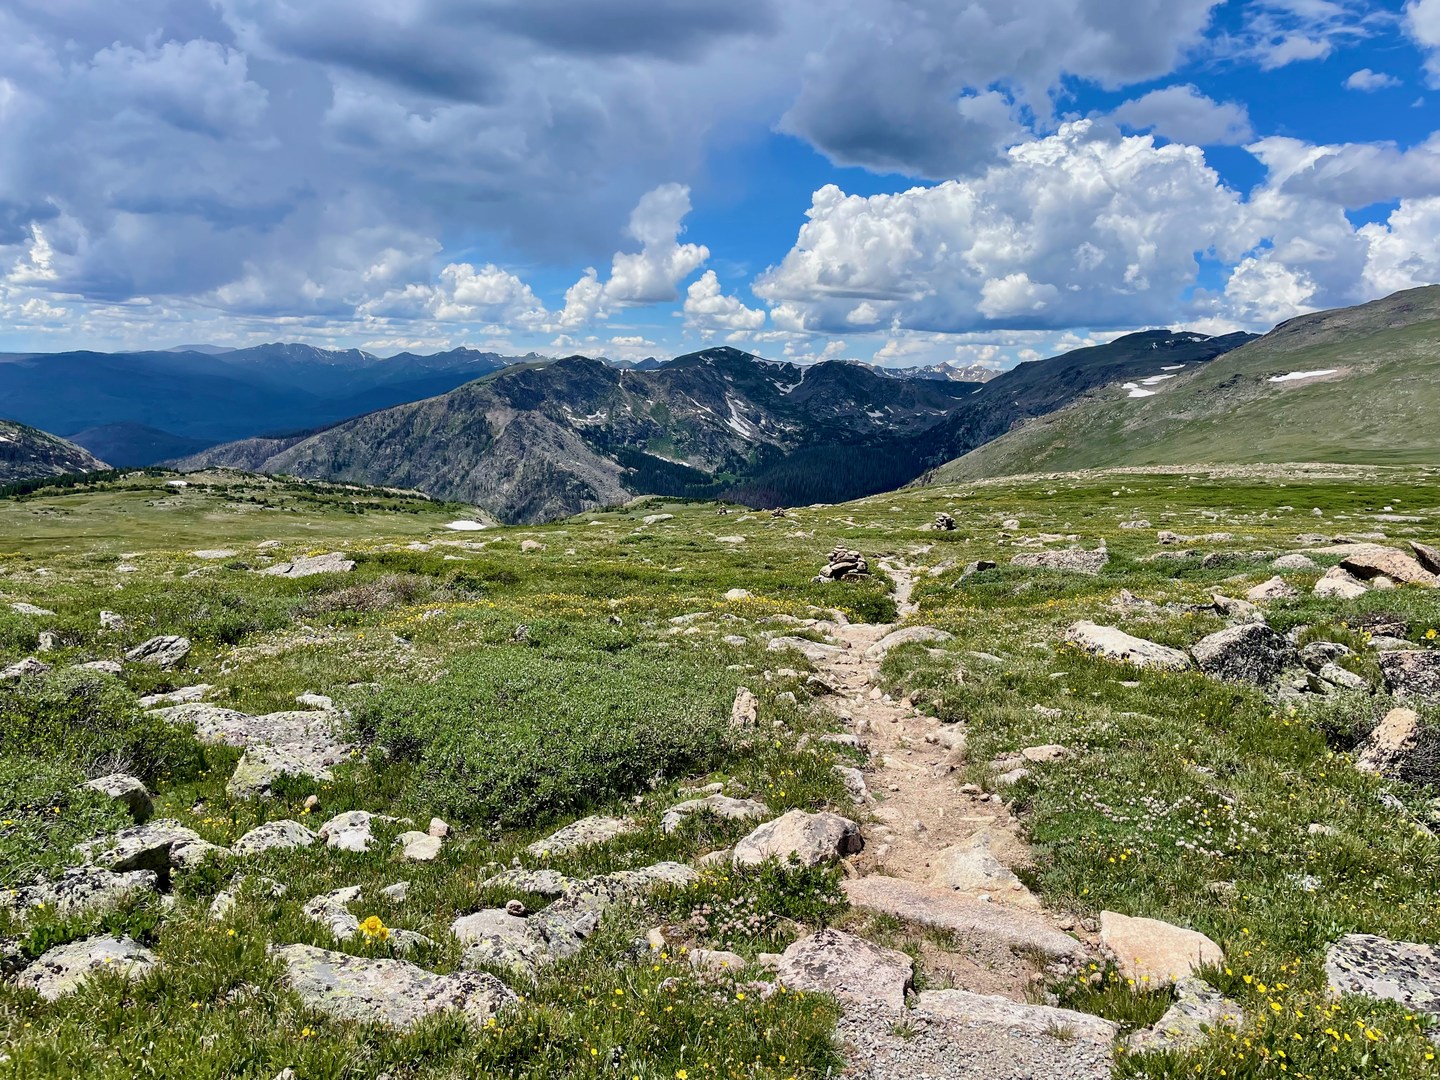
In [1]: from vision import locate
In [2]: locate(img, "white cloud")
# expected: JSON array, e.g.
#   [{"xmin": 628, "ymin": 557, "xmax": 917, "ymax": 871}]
[
  {"xmin": 755, "ymin": 121, "xmax": 1249, "ymax": 334},
  {"xmin": 602, "ymin": 183, "xmax": 710, "ymax": 305},
  {"xmin": 1409, "ymin": 0, "xmax": 1440, "ymax": 84},
  {"xmin": 1358, "ymin": 196, "xmax": 1440, "ymax": 294},
  {"xmin": 1111, "ymin": 85, "xmax": 1253, "ymax": 145},
  {"xmin": 1247, "ymin": 132, "xmax": 1440, "ymax": 208},
  {"xmin": 1238, "ymin": 0, "xmax": 1373, "ymax": 71},
  {"xmin": 85, "ymin": 39, "xmax": 269, "ymax": 137},
  {"xmin": 683, "ymin": 270, "xmax": 765, "ymax": 333},
  {"xmin": 1344, "ymin": 68, "xmax": 1401, "ymax": 91}
]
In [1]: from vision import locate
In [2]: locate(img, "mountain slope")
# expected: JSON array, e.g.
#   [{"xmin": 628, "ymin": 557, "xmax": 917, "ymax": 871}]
[
  {"xmin": 0, "ymin": 419, "xmax": 108, "ymax": 483},
  {"xmin": 66, "ymin": 423, "xmax": 215, "ymax": 468},
  {"xmin": 178, "ymin": 348, "xmax": 979, "ymax": 522},
  {"xmin": 931, "ymin": 286, "xmax": 1440, "ymax": 483}
]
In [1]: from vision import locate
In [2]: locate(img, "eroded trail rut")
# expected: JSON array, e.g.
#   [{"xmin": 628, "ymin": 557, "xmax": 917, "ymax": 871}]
[{"xmin": 800, "ymin": 560, "xmax": 1114, "ymax": 1080}]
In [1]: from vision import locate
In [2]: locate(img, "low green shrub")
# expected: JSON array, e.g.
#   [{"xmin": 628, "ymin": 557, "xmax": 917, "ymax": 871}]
[
  {"xmin": 658, "ymin": 858, "xmax": 849, "ymax": 950},
  {"xmin": 1, "ymin": 669, "xmax": 206, "ymax": 783},
  {"xmin": 0, "ymin": 756, "xmax": 130, "ymax": 888}
]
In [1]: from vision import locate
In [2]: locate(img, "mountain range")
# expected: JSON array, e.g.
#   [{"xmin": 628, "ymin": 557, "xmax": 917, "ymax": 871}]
[
  {"xmin": 175, "ymin": 330, "xmax": 1249, "ymax": 523},
  {"xmin": 0, "ymin": 420, "xmax": 107, "ymax": 485}
]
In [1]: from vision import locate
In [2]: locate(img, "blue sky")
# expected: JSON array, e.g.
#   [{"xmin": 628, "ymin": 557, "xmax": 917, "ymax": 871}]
[{"xmin": 1, "ymin": 0, "xmax": 1438, "ymax": 368}]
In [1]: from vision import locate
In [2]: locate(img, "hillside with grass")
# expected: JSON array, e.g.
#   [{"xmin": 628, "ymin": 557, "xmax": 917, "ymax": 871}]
[
  {"xmin": 930, "ymin": 286, "xmax": 1440, "ymax": 483},
  {"xmin": 4, "ymin": 465, "xmax": 1440, "ymax": 1078}
]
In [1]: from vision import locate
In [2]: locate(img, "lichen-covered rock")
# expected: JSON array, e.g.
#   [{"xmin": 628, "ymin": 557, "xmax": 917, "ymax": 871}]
[
  {"xmin": 274, "ymin": 943, "xmax": 515, "ymax": 1029},
  {"xmin": 1325, "ymin": 934, "xmax": 1440, "ymax": 1015},
  {"xmin": 258, "ymin": 552, "xmax": 355, "ymax": 578},
  {"xmin": 124, "ymin": 635, "xmax": 191, "ymax": 669},
  {"xmin": 227, "ymin": 744, "xmax": 336, "ymax": 799},
  {"xmin": 83, "ymin": 819, "xmax": 227, "ymax": 878},
  {"xmin": 730, "ymin": 687, "xmax": 759, "ymax": 728},
  {"xmin": 396, "ymin": 831, "xmax": 443, "ymax": 861},
  {"xmin": 525, "ymin": 815, "xmax": 637, "ymax": 857},
  {"xmin": 1066, "ymin": 621, "xmax": 1189, "ymax": 670},
  {"xmin": 233, "ymin": 819, "xmax": 319, "ymax": 857},
  {"xmin": 1339, "ymin": 546, "xmax": 1439, "ymax": 588},
  {"xmin": 84, "ymin": 774, "xmax": 153, "ymax": 823},
  {"xmin": 318, "ymin": 810, "xmax": 384, "ymax": 853},
  {"xmin": 1127, "ymin": 977, "xmax": 1244, "ymax": 1052},
  {"xmin": 1101, "ymin": 911, "xmax": 1223, "ymax": 987},
  {"xmin": 1314, "ymin": 566, "xmax": 1368, "ymax": 599},
  {"xmin": 775, "ymin": 929, "xmax": 912, "ymax": 1010},
  {"xmin": 1191, "ymin": 623, "xmax": 1298, "ymax": 686},
  {"xmin": 1272, "ymin": 553, "xmax": 1319, "ymax": 571},
  {"xmin": 1, "ymin": 657, "xmax": 50, "ymax": 680},
  {"xmin": 661, "ymin": 795, "xmax": 769, "ymax": 835},
  {"xmin": 525, "ymin": 863, "xmax": 698, "ymax": 961},
  {"xmin": 2, "ymin": 866, "xmax": 157, "ymax": 919},
  {"xmin": 1247, "ymin": 577, "xmax": 1298, "ymax": 603},
  {"xmin": 1379, "ymin": 651, "xmax": 1440, "ymax": 702},
  {"xmin": 303, "ymin": 886, "xmax": 364, "ymax": 940},
  {"xmin": 1011, "ymin": 548, "xmax": 1108, "ymax": 575},
  {"xmin": 732, "ymin": 810, "xmax": 861, "ymax": 867},
  {"xmin": 929, "ymin": 834, "xmax": 1038, "ymax": 908},
  {"xmin": 481, "ymin": 868, "xmax": 575, "ymax": 897},
  {"xmin": 1356, "ymin": 708, "xmax": 1421, "ymax": 776},
  {"xmin": 16, "ymin": 936, "xmax": 156, "ymax": 1000}
]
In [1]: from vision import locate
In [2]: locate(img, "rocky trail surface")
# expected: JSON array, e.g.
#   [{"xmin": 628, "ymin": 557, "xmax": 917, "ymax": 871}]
[{"xmin": 797, "ymin": 559, "xmax": 1113, "ymax": 1079}]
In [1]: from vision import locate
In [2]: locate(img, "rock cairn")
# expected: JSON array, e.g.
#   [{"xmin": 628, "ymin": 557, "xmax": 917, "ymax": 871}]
[
  {"xmin": 816, "ymin": 545, "xmax": 870, "ymax": 583},
  {"xmin": 934, "ymin": 512, "xmax": 957, "ymax": 531}
]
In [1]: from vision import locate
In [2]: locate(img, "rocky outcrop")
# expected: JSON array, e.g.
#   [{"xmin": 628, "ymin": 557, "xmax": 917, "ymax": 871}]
[
  {"xmin": 661, "ymin": 795, "xmax": 769, "ymax": 835},
  {"xmin": 232, "ymin": 819, "xmax": 319, "ymax": 857},
  {"xmin": 123, "ymin": 635, "xmax": 191, "ymax": 669},
  {"xmin": 1011, "ymin": 548, "xmax": 1108, "ymax": 575},
  {"xmin": 1314, "ymin": 566, "xmax": 1369, "ymax": 599},
  {"xmin": 1247, "ymin": 576, "xmax": 1298, "ymax": 602},
  {"xmin": 1191, "ymin": 624, "xmax": 1298, "ymax": 686},
  {"xmin": 844, "ymin": 876, "xmax": 1083, "ymax": 960},
  {"xmin": 1100, "ymin": 911, "xmax": 1223, "ymax": 987},
  {"xmin": 863, "ymin": 626, "xmax": 953, "ymax": 661},
  {"xmin": 82, "ymin": 819, "xmax": 227, "ymax": 879},
  {"xmin": 274, "ymin": 943, "xmax": 515, "ymax": 1029},
  {"xmin": 775, "ymin": 929, "xmax": 913, "ymax": 1010},
  {"xmin": 83, "ymin": 774, "xmax": 153, "ymax": 823},
  {"xmin": 1066, "ymin": 621, "xmax": 1190, "ymax": 670},
  {"xmin": 1325, "ymin": 933, "xmax": 1440, "ymax": 1015},
  {"xmin": 318, "ymin": 810, "xmax": 387, "ymax": 853},
  {"xmin": 916, "ymin": 988, "xmax": 1117, "ymax": 1043},
  {"xmin": 732, "ymin": 810, "xmax": 861, "ymax": 867},
  {"xmin": 258, "ymin": 552, "xmax": 356, "ymax": 578},
  {"xmin": 16, "ymin": 936, "xmax": 156, "ymax": 1001},
  {"xmin": 1379, "ymin": 651, "xmax": 1440, "ymax": 702},
  {"xmin": 2, "ymin": 866, "xmax": 156, "ymax": 919},
  {"xmin": 525, "ymin": 815, "xmax": 637, "ymax": 857},
  {"xmin": 1339, "ymin": 545, "xmax": 1439, "ymax": 588}
]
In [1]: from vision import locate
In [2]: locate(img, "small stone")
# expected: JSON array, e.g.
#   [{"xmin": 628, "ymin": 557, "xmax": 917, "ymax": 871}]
[
  {"xmin": 124, "ymin": 635, "xmax": 192, "ymax": 669},
  {"xmin": 397, "ymin": 831, "xmax": 443, "ymax": 861},
  {"xmin": 505, "ymin": 899, "xmax": 526, "ymax": 917},
  {"xmin": 84, "ymin": 774, "xmax": 153, "ymax": 823},
  {"xmin": 428, "ymin": 817, "xmax": 450, "ymax": 839}
]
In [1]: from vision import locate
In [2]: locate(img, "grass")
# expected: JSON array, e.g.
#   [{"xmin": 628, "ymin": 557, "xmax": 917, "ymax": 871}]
[{"xmin": 3, "ymin": 465, "xmax": 1440, "ymax": 1077}]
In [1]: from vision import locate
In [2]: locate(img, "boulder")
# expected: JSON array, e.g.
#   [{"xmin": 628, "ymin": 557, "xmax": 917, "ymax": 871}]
[
  {"xmin": 1211, "ymin": 594, "xmax": 1263, "ymax": 622},
  {"xmin": 1, "ymin": 657, "xmax": 50, "ymax": 680},
  {"xmin": 2, "ymin": 866, "xmax": 157, "ymax": 919},
  {"xmin": 76, "ymin": 660, "xmax": 123, "ymax": 675},
  {"xmin": 481, "ymin": 868, "xmax": 574, "ymax": 897},
  {"xmin": 10, "ymin": 602, "xmax": 55, "ymax": 616},
  {"xmin": 662, "ymin": 794, "xmax": 769, "ymax": 835},
  {"xmin": 864, "ymin": 626, "xmax": 954, "ymax": 661},
  {"xmin": 520, "ymin": 862, "xmax": 699, "ymax": 963},
  {"xmin": 138, "ymin": 684, "xmax": 212, "ymax": 708},
  {"xmin": 835, "ymin": 765, "xmax": 869, "ymax": 802},
  {"xmin": 1127, "ymin": 977, "xmax": 1244, "ymax": 1052},
  {"xmin": 258, "ymin": 552, "xmax": 355, "ymax": 578},
  {"xmin": 1247, "ymin": 577, "xmax": 1298, "ymax": 602},
  {"xmin": 98, "ymin": 610, "xmax": 128, "ymax": 631},
  {"xmin": 318, "ymin": 810, "xmax": 381, "ymax": 853},
  {"xmin": 723, "ymin": 588, "xmax": 752, "ymax": 601},
  {"xmin": 274, "ymin": 943, "xmax": 515, "ymax": 1029},
  {"xmin": 1272, "ymin": 553, "xmax": 1318, "ymax": 571},
  {"xmin": 730, "ymin": 687, "xmax": 759, "ymax": 728},
  {"xmin": 304, "ymin": 886, "xmax": 363, "ymax": 940},
  {"xmin": 844, "ymin": 876, "xmax": 1082, "ymax": 959},
  {"xmin": 84, "ymin": 774, "xmax": 153, "ymax": 823},
  {"xmin": 397, "ymin": 831, "xmax": 443, "ymax": 861},
  {"xmin": 1066, "ymin": 621, "xmax": 1189, "ymax": 671},
  {"xmin": 775, "ymin": 929, "xmax": 913, "ymax": 1010},
  {"xmin": 1100, "ymin": 911, "xmax": 1223, "ymax": 987},
  {"xmin": 124, "ymin": 636, "xmax": 191, "ymax": 669},
  {"xmin": 1339, "ymin": 545, "xmax": 1439, "ymax": 588},
  {"xmin": 1379, "ymin": 651, "xmax": 1440, "ymax": 702},
  {"xmin": 85, "ymin": 819, "xmax": 226, "ymax": 878},
  {"xmin": 233, "ymin": 819, "xmax": 319, "ymax": 857},
  {"xmin": 16, "ymin": 936, "xmax": 157, "ymax": 1001},
  {"xmin": 227, "ymin": 744, "xmax": 335, "ymax": 799},
  {"xmin": 689, "ymin": 948, "xmax": 747, "ymax": 973},
  {"xmin": 1314, "ymin": 566, "xmax": 1369, "ymax": 599},
  {"xmin": 1325, "ymin": 933, "xmax": 1440, "ymax": 1015},
  {"xmin": 451, "ymin": 908, "xmax": 530, "ymax": 946},
  {"xmin": 1318, "ymin": 662, "xmax": 1369, "ymax": 691},
  {"xmin": 526, "ymin": 815, "xmax": 636, "ymax": 857},
  {"xmin": 766, "ymin": 636, "xmax": 846, "ymax": 662},
  {"xmin": 732, "ymin": 810, "xmax": 861, "ymax": 867},
  {"xmin": 295, "ymin": 692, "xmax": 334, "ymax": 710},
  {"xmin": 1191, "ymin": 624, "xmax": 1298, "ymax": 686},
  {"xmin": 1356, "ymin": 708, "xmax": 1421, "ymax": 775},
  {"xmin": 1408, "ymin": 541, "xmax": 1440, "ymax": 576},
  {"xmin": 916, "ymin": 989, "xmax": 1117, "ymax": 1043},
  {"xmin": 1010, "ymin": 548, "xmax": 1108, "ymax": 575}
]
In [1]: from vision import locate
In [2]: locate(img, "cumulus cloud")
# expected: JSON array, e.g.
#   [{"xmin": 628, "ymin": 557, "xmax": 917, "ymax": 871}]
[
  {"xmin": 1248, "ymin": 133, "xmax": 1440, "ymax": 208},
  {"xmin": 1409, "ymin": 0, "xmax": 1440, "ymax": 84},
  {"xmin": 602, "ymin": 184, "xmax": 710, "ymax": 306},
  {"xmin": 1237, "ymin": 0, "xmax": 1374, "ymax": 70},
  {"xmin": 1111, "ymin": 85, "xmax": 1253, "ymax": 145},
  {"xmin": 780, "ymin": 0, "xmax": 1221, "ymax": 177},
  {"xmin": 1344, "ymin": 68, "xmax": 1401, "ymax": 91},
  {"xmin": 684, "ymin": 270, "xmax": 766, "ymax": 333},
  {"xmin": 755, "ymin": 121, "xmax": 1249, "ymax": 334},
  {"xmin": 86, "ymin": 39, "xmax": 268, "ymax": 137}
]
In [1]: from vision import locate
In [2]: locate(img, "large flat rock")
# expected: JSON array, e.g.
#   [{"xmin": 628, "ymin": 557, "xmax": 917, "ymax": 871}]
[
  {"xmin": 1100, "ymin": 911, "xmax": 1222, "ymax": 987},
  {"xmin": 1326, "ymin": 933, "xmax": 1440, "ymax": 1015},
  {"xmin": 732, "ymin": 809, "xmax": 861, "ymax": 867},
  {"xmin": 16, "ymin": 936, "xmax": 156, "ymax": 1001},
  {"xmin": 844, "ymin": 876, "xmax": 1083, "ymax": 960},
  {"xmin": 915, "ymin": 988, "xmax": 1117, "ymax": 1043},
  {"xmin": 274, "ymin": 943, "xmax": 514, "ymax": 1029},
  {"xmin": 775, "ymin": 929, "xmax": 913, "ymax": 1010},
  {"xmin": 1066, "ymin": 621, "xmax": 1189, "ymax": 670}
]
